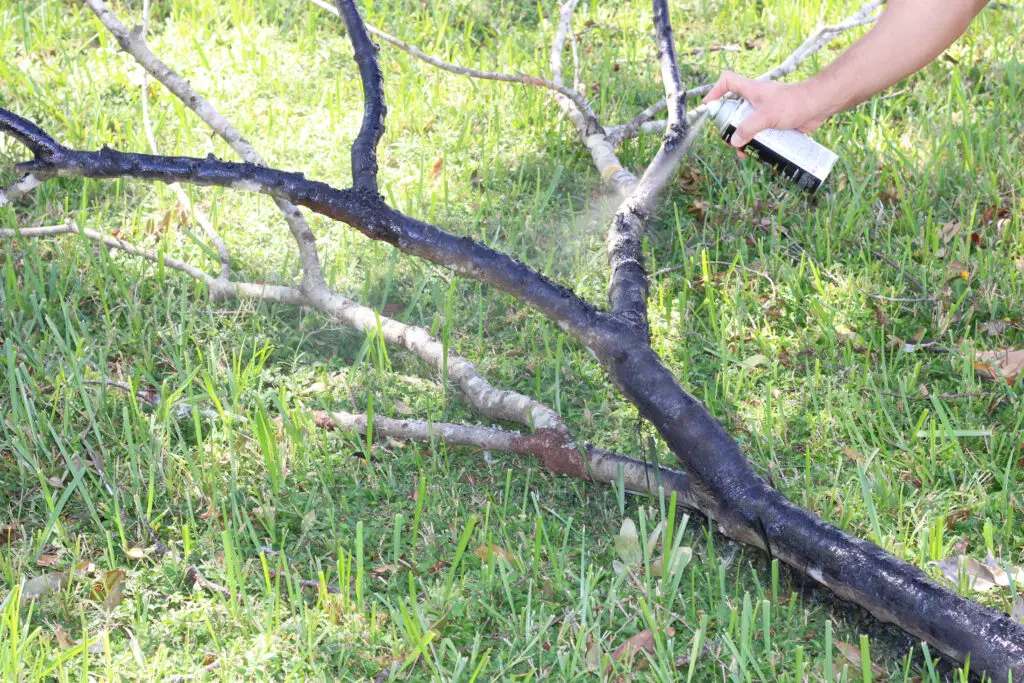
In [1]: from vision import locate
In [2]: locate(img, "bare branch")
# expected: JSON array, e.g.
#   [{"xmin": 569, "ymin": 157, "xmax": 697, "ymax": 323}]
[
  {"xmin": 605, "ymin": 0, "xmax": 704, "ymax": 333},
  {"xmin": 0, "ymin": 174, "xmax": 43, "ymax": 207},
  {"xmin": 84, "ymin": 0, "xmax": 327, "ymax": 292},
  {"xmin": 138, "ymin": 32, "xmax": 231, "ymax": 280},
  {"xmin": 308, "ymin": 0, "xmax": 603, "ymax": 136},
  {"xmin": 607, "ymin": 0, "xmax": 884, "ymax": 144},
  {"xmin": 312, "ymin": 410, "xmax": 696, "ymax": 501},
  {"xmin": 333, "ymin": 0, "xmax": 387, "ymax": 194}
]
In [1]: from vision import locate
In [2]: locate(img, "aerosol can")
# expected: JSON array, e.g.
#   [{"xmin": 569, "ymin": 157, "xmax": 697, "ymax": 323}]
[{"xmin": 706, "ymin": 98, "xmax": 838, "ymax": 192}]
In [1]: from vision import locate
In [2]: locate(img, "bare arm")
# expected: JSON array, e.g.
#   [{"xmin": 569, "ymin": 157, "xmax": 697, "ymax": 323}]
[{"xmin": 703, "ymin": 0, "xmax": 989, "ymax": 151}]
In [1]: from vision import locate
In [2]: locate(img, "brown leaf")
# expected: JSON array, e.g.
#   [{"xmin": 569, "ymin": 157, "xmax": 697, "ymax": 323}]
[
  {"xmin": 933, "ymin": 556, "xmax": 998, "ymax": 592},
  {"xmin": 37, "ymin": 554, "xmax": 61, "ymax": 568},
  {"xmin": 474, "ymin": 544, "xmax": 516, "ymax": 565},
  {"xmin": 835, "ymin": 641, "xmax": 885, "ymax": 677},
  {"xmin": 427, "ymin": 560, "xmax": 450, "ymax": 574},
  {"xmin": 1, "ymin": 524, "xmax": 20, "ymax": 545},
  {"xmin": 940, "ymin": 219, "xmax": 962, "ymax": 245},
  {"xmin": 610, "ymin": 627, "xmax": 675, "ymax": 670},
  {"xmin": 429, "ymin": 157, "xmax": 444, "ymax": 181},
  {"xmin": 974, "ymin": 348, "xmax": 1024, "ymax": 385},
  {"xmin": 100, "ymin": 569, "xmax": 127, "ymax": 610},
  {"xmin": 945, "ymin": 508, "xmax": 972, "ymax": 529},
  {"xmin": 1013, "ymin": 597, "xmax": 1024, "ymax": 623},
  {"xmin": 53, "ymin": 624, "xmax": 76, "ymax": 649}
]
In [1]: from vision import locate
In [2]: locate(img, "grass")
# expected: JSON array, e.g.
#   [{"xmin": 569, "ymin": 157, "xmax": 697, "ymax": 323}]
[{"xmin": 1, "ymin": 0, "xmax": 1023, "ymax": 679}]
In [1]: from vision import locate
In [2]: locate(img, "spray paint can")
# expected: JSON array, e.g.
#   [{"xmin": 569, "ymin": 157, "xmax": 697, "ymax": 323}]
[{"xmin": 706, "ymin": 98, "xmax": 838, "ymax": 192}]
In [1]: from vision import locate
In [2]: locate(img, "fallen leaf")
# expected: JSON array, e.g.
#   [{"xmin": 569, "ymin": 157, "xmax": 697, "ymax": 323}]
[
  {"xmin": 980, "ymin": 320, "xmax": 1011, "ymax": 337},
  {"xmin": 429, "ymin": 157, "xmax": 443, "ymax": 181},
  {"xmin": 833, "ymin": 323, "xmax": 858, "ymax": 342},
  {"xmin": 126, "ymin": 547, "xmax": 146, "ymax": 560},
  {"xmin": 427, "ymin": 560, "xmax": 450, "ymax": 574},
  {"xmin": 305, "ymin": 380, "xmax": 328, "ymax": 394},
  {"xmin": 474, "ymin": 544, "xmax": 516, "ymax": 565},
  {"xmin": 981, "ymin": 554, "xmax": 1024, "ymax": 587},
  {"xmin": 612, "ymin": 519, "xmax": 642, "ymax": 568},
  {"xmin": 53, "ymin": 624, "xmax": 76, "ymax": 649},
  {"xmin": 37, "ymin": 554, "xmax": 60, "ymax": 568},
  {"xmin": 46, "ymin": 475, "xmax": 65, "ymax": 489},
  {"xmin": 835, "ymin": 641, "xmax": 885, "ymax": 678},
  {"xmin": 650, "ymin": 546, "xmax": 693, "ymax": 578},
  {"xmin": 75, "ymin": 560, "xmax": 97, "ymax": 573},
  {"xmin": 974, "ymin": 348, "xmax": 1024, "ymax": 385},
  {"xmin": 96, "ymin": 569, "xmax": 127, "ymax": 610},
  {"xmin": 940, "ymin": 219, "xmax": 962, "ymax": 244},
  {"xmin": 610, "ymin": 627, "xmax": 675, "ymax": 669},
  {"xmin": 933, "ymin": 556, "xmax": 997, "ymax": 592},
  {"xmin": 1, "ymin": 525, "xmax": 20, "ymax": 545},
  {"xmin": 22, "ymin": 572, "xmax": 68, "ymax": 601},
  {"xmin": 1013, "ymin": 598, "xmax": 1024, "ymax": 623},
  {"xmin": 842, "ymin": 447, "xmax": 864, "ymax": 463}
]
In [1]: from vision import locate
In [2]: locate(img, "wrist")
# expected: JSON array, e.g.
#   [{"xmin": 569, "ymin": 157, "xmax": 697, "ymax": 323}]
[{"xmin": 799, "ymin": 74, "xmax": 846, "ymax": 122}]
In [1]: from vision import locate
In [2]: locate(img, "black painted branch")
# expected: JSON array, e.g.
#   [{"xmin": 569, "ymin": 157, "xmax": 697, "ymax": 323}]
[
  {"xmin": 5, "ymin": 1, "xmax": 1024, "ymax": 674},
  {"xmin": 334, "ymin": 0, "xmax": 386, "ymax": 194},
  {"xmin": 605, "ymin": 0, "xmax": 697, "ymax": 334}
]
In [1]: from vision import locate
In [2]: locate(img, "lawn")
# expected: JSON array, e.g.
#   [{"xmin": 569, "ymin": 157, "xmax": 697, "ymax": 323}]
[{"xmin": 1, "ymin": 0, "xmax": 1023, "ymax": 680}]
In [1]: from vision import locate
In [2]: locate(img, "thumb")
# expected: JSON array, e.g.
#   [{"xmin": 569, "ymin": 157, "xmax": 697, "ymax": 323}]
[{"xmin": 730, "ymin": 108, "xmax": 772, "ymax": 148}]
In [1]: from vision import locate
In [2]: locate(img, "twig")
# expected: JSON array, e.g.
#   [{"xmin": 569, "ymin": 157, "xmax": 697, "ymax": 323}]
[
  {"xmin": 870, "ymin": 249, "xmax": 926, "ymax": 293},
  {"xmin": 313, "ymin": 409, "xmax": 696, "ymax": 499},
  {"xmin": 307, "ymin": 0, "xmax": 602, "ymax": 135},
  {"xmin": 265, "ymin": 567, "xmax": 342, "ymax": 594},
  {"xmin": 0, "ymin": 174, "xmax": 43, "ymax": 207},
  {"xmin": 185, "ymin": 565, "xmax": 231, "ymax": 598},
  {"xmin": 607, "ymin": 0, "xmax": 885, "ymax": 144}
]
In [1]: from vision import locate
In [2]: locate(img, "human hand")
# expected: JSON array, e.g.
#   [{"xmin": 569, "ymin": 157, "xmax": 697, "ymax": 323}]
[{"xmin": 702, "ymin": 72, "xmax": 830, "ymax": 157}]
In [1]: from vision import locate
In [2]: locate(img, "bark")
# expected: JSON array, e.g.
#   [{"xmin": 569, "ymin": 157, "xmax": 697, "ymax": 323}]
[{"xmin": 3, "ymin": 0, "xmax": 1023, "ymax": 679}]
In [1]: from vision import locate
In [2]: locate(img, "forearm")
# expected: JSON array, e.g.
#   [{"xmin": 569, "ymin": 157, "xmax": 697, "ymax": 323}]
[{"xmin": 807, "ymin": 0, "xmax": 988, "ymax": 117}]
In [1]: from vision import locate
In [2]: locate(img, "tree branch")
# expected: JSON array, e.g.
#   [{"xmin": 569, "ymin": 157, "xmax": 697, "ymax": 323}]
[
  {"xmin": 333, "ymin": 0, "xmax": 387, "ymax": 195},
  {"xmin": 312, "ymin": 410, "xmax": 696, "ymax": 501},
  {"xmin": 606, "ymin": 0, "xmax": 885, "ymax": 144},
  {"xmin": 605, "ymin": 0, "xmax": 703, "ymax": 334},
  {"xmin": 7, "ymin": 1, "xmax": 1024, "ymax": 677},
  {"xmin": 307, "ymin": 0, "xmax": 603, "ymax": 136}
]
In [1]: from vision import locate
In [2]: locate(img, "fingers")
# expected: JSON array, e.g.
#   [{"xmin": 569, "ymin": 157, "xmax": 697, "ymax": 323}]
[
  {"xmin": 702, "ymin": 71, "xmax": 752, "ymax": 104},
  {"xmin": 731, "ymin": 108, "xmax": 772, "ymax": 148}
]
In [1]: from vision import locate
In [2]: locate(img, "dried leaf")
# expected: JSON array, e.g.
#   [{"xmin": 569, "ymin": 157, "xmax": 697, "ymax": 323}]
[
  {"xmin": 613, "ymin": 519, "xmax": 642, "ymax": 567},
  {"xmin": 650, "ymin": 546, "xmax": 693, "ymax": 578},
  {"xmin": 429, "ymin": 157, "xmax": 444, "ymax": 181},
  {"xmin": 939, "ymin": 219, "xmax": 962, "ymax": 244},
  {"xmin": 585, "ymin": 638, "xmax": 603, "ymax": 672},
  {"xmin": 610, "ymin": 627, "xmax": 675, "ymax": 669},
  {"xmin": 474, "ymin": 544, "xmax": 516, "ymax": 565},
  {"xmin": 37, "ymin": 554, "xmax": 60, "ymax": 568},
  {"xmin": 46, "ymin": 475, "xmax": 65, "ymax": 489},
  {"xmin": 22, "ymin": 572, "xmax": 68, "ymax": 601},
  {"xmin": 305, "ymin": 380, "xmax": 328, "ymax": 394},
  {"xmin": 100, "ymin": 569, "xmax": 126, "ymax": 610},
  {"xmin": 835, "ymin": 641, "xmax": 885, "ymax": 677},
  {"xmin": 981, "ymin": 554, "xmax": 1024, "ymax": 587},
  {"xmin": 53, "ymin": 624, "xmax": 76, "ymax": 648},
  {"xmin": 933, "ymin": 556, "xmax": 998, "ymax": 592},
  {"xmin": 1013, "ymin": 598, "xmax": 1024, "ymax": 623},
  {"xmin": 974, "ymin": 348, "xmax": 1024, "ymax": 385},
  {"xmin": 75, "ymin": 560, "xmax": 97, "ymax": 573},
  {"xmin": 0, "ymin": 524, "xmax": 18, "ymax": 545}
]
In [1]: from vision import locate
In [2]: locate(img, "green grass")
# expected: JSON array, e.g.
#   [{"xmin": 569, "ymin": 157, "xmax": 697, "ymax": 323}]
[{"xmin": 2, "ymin": 0, "xmax": 1023, "ymax": 680}]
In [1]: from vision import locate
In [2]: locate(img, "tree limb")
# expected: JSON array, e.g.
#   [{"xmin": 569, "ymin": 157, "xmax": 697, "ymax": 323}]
[
  {"xmin": 5, "ymin": 1, "xmax": 1024, "ymax": 678},
  {"xmin": 606, "ymin": 0, "xmax": 885, "ymax": 145},
  {"xmin": 307, "ymin": 0, "xmax": 603, "ymax": 136}
]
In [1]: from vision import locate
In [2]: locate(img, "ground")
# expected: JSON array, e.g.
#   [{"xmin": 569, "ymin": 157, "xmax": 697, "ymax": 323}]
[{"xmin": 1, "ymin": 0, "xmax": 1023, "ymax": 680}]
